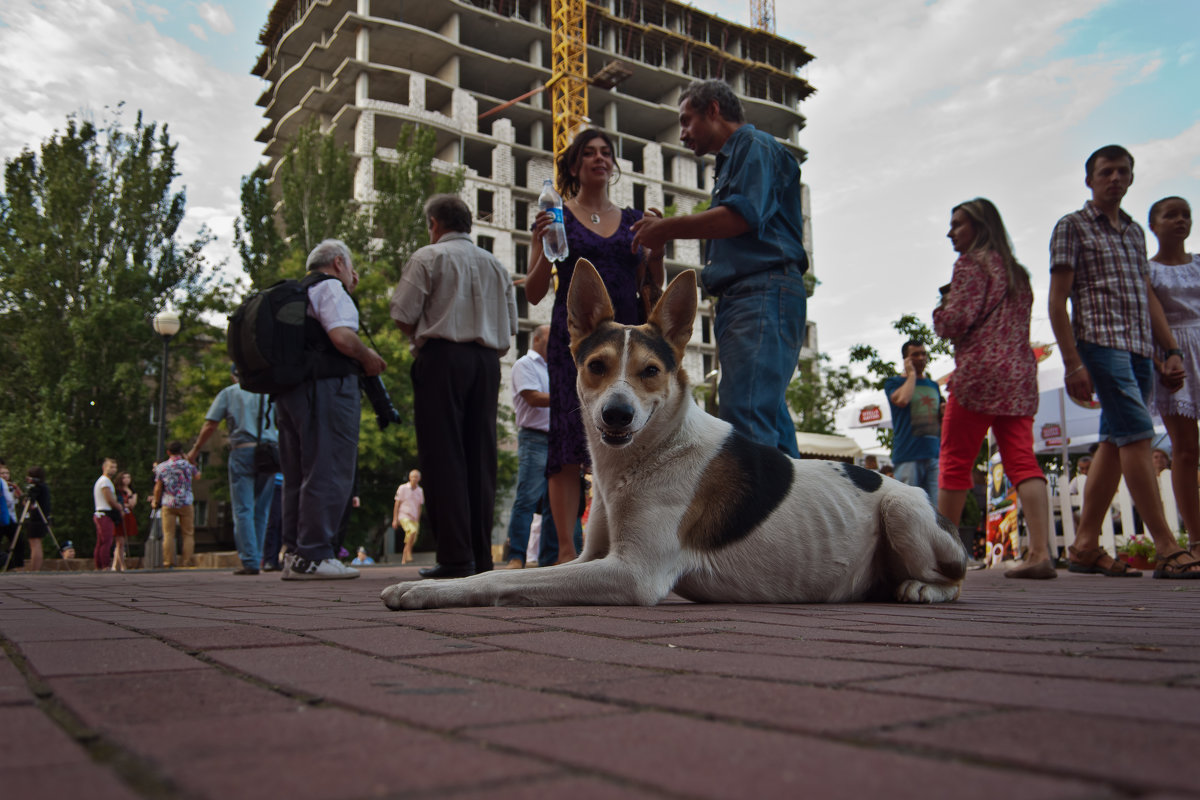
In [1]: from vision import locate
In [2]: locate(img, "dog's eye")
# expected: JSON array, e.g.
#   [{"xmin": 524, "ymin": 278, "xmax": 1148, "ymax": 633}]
[
  {"xmin": 642, "ymin": 365, "xmax": 660, "ymax": 378},
  {"xmin": 587, "ymin": 359, "xmax": 606, "ymax": 375}
]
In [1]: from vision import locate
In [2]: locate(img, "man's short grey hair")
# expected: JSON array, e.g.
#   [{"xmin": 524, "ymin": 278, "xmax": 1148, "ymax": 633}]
[
  {"xmin": 680, "ymin": 79, "xmax": 744, "ymax": 124},
  {"xmin": 306, "ymin": 239, "xmax": 352, "ymax": 271},
  {"xmin": 424, "ymin": 194, "xmax": 473, "ymax": 234}
]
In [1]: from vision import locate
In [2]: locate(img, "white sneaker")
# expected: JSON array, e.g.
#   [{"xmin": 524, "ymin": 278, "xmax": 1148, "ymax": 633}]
[{"xmin": 281, "ymin": 556, "xmax": 360, "ymax": 581}]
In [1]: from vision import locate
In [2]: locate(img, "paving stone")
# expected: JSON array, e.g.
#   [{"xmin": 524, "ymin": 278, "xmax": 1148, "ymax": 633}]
[
  {"xmin": 0, "ymin": 705, "xmax": 91, "ymax": 768},
  {"xmin": 0, "ymin": 617, "xmax": 143, "ymax": 643},
  {"xmin": 519, "ymin": 614, "xmax": 721, "ymax": 639},
  {"xmin": 47, "ymin": 667, "xmax": 300, "ymax": 726},
  {"xmin": 856, "ymin": 669, "xmax": 1200, "ymax": 724},
  {"xmin": 16, "ymin": 638, "xmax": 204, "ymax": 677},
  {"xmin": 572, "ymin": 673, "xmax": 975, "ymax": 734},
  {"xmin": 407, "ymin": 649, "xmax": 663, "ymax": 688},
  {"xmin": 306, "ymin": 624, "xmax": 501, "ymax": 657},
  {"xmin": 838, "ymin": 643, "xmax": 1196, "ymax": 681},
  {"xmin": 0, "ymin": 762, "xmax": 141, "ymax": 800},
  {"xmin": 473, "ymin": 712, "xmax": 1106, "ymax": 800},
  {"xmin": 872, "ymin": 709, "xmax": 1200, "ymax": 795},
  {"xmin": 475, "ymin": 630, "xmax": 931, "ymax": 684},
  {"xmin": 150, "ymin": 624, "xmax": 311, "ymax": 650},
  {"xmin": 451, "ymin": 774, "xmax": 668, "ymax": 799},
  {"xmin": 0, "ymin": 651, "xmax": 34, "ymax": 706}
]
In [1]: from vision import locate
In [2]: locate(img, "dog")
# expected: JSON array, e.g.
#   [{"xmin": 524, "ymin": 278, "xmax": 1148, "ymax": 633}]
[{"xmin": 381, "ymin": 260, "xmax": 966, "ymax": 610}]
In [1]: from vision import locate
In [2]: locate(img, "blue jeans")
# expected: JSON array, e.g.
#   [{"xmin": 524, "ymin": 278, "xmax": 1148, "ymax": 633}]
[
  {"xmin": 1076, "ymin": 341, "xmax": 1155, "ymax": 447},
  {"xmin": 228, "ymin": 446, "xmax": 274, "ymax": 569},
  {"xmin": 505, "ymin": 428, "xmax": 549, "ymax": 565},
  {"xmin": 894, "ymin": 458, "xmax": 939, "ymax": 505},
  {"xmin": 262, "ymin": 476, "xmax": 282, "ymax": 569},
  {"xmin": 714, "ymin": 269, "xmax": 806, "ymax": 457}
]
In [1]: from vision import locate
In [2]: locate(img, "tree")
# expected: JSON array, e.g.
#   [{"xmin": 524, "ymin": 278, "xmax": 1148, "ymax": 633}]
[
  {"xmin": 849, "ymin": 313, "xmax": 952, "ymax": 449},
  {"xmin": 233, "ymin": 164, "xmax": 287, "ymax": 290},
  {"xmin": 0, "ymin": 109, "xmax": 229, "ymax": 550},
  {"xmin": 786, "ymin": 354, "xmax": 871, "ymax": 434}
]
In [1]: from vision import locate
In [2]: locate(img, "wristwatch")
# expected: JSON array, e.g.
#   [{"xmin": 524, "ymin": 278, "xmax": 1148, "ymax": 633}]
[{"xmin": 1166, "ymin": 348, "xmax": 1184, "ymax": 359}]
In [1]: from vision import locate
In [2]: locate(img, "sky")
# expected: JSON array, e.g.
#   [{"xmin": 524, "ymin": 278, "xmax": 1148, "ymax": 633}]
[{"xmin": 2, "ymin": 0, "xmax": 1198, "ymax": 450}]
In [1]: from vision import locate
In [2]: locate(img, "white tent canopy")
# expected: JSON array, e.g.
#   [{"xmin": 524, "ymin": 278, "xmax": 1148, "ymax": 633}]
[{"xmin": 795, "ymin": 432, "xmax": 863, "ymax": 460}]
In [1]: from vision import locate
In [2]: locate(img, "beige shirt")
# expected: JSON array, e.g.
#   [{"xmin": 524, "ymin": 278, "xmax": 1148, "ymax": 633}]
[{"xmin": 390, "ymin": 232, "xmax": 517, "ymax": 355}]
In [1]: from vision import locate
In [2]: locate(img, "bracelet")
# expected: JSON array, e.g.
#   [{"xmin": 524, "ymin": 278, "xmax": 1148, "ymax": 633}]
[
  {"xmin": 1166, "ymin": 348, "xmax": 1183, "ymax": 359},
  {"xmin": 1065, "ymin": 365, "xmax": 1085, "ymax": 378}
]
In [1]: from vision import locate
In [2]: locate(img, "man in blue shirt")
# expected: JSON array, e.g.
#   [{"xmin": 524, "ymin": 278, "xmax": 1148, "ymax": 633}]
[
  {"xmin": 633, "ymin": 79, "xmax": 808, "ymax": 456},
  {"xmin": 189, "ymin": 367, "xmax": 278, "ymax": 575},
  {"xmin": 884, "ymin": 340, "xmax": 942, "ymax": 504}
]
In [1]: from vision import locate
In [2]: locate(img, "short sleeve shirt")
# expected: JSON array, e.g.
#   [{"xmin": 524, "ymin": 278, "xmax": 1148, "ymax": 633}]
[
  {"xmin": 93, "ymin": 475, "xmax": 116, "ymax": 512},
  {"xmin": 1049, "ymin": 201, "xmax": 1151, "ymax": 357},
  {"xmin": 205, "ymin": 383, "xmax": 278, "ymax": 446},
  {"xmin": 885, "ymin": 375, "xmax": 943, "ymax": 464},
  {"xmin": 511, "ymin": 350, "xmax": 550, "ymax": 432},
  {"xmin": 394, "ymin": 483, "xmax": 424, "ymax": 522},
  {"xmin": 390, "ymin": 233, "xmax": 517, "ymax": 354},
  {"xmin": 154, "ymin": 457, "xmax": 200, "ymax": 508},
  {"xmin": 307, "ymin": 277, "xmax": 359, "ymax": 333}
]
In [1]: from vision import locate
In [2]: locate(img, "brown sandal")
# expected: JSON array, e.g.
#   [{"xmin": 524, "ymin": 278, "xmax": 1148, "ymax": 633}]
[
  {"xmin": 1067, "ymin": 545, "xmax": 1142, "ymax": 577},
  {"xmin": 1152, "ymin": 550, "xmax": 1200, "ymax": 580}
]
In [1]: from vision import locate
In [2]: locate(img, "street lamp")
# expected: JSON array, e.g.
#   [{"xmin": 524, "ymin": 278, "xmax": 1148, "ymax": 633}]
[{"xmin": 152, "ymin": 309, "xmax": 181, "ymax": 462}]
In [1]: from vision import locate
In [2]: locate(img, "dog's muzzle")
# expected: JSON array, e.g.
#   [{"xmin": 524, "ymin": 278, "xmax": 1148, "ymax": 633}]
[{"xmin": 599, "ymin": 399, "xmax": 636, "ymax": 446}]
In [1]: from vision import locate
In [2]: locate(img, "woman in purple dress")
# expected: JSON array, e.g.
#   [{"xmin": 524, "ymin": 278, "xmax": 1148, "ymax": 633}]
[{"xmin": 525, "ymin": 129, "xmax": 664, "ymax": 562}]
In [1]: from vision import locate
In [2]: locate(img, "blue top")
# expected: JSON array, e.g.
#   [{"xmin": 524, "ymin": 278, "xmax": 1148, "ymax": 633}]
[
  {"xmin": 884, "ymin": 375, "xmax": 943, "ymax": 463},
  {"xmin": 206, "ymin": 383, "xmax": 279, "ymax": 446},
  {"xmin": 703, "ymin": 124, "xmax": 808, "ymax": 295}
]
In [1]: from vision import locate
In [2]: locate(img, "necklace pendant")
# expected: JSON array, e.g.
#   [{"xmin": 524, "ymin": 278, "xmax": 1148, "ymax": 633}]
[{"xmin": 591, "ymin": 212, "xmax": 600, "ymax": 224}]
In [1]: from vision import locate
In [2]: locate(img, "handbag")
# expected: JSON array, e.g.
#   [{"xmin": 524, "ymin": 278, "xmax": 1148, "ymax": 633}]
[{"xmin": 253, "ymin": 397, "xmax": 281, "ymax": 474}]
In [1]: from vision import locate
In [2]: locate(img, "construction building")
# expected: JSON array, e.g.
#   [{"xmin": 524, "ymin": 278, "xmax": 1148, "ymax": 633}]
[{"xmin": 253, "ymin": 0, "xmax": 816, "ymax": 391}]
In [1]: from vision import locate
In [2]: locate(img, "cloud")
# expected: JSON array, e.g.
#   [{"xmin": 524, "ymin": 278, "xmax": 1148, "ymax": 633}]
[
  {"xmin": 140, "ymin": 2, "xmax": 168, "ymax": 22},
  {"xmin": 0, "ymin": 0, "xmax": 265, "ymax": 284},
  {"xmin": 188, "ymin": 22, "xmax": 207, "ymax": 41},
  {"xmin": 196, "ymin": 2, "xmax": 235, "ymax": 36}
]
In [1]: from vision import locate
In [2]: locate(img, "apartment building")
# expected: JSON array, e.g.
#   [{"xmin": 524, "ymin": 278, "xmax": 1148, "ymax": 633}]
[{"xmin": 253, "ymin": 0, "xmax": 816, "ymax": 387}]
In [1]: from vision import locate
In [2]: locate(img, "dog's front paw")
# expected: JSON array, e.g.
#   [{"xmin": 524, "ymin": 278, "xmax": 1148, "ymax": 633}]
[
  {"xmin": 895, "ymin": 579, "xmax": 962, "ymax": 604},
  {"xmin": 380, "ymin": 581, "xmax": 427, "ymax": 610}
]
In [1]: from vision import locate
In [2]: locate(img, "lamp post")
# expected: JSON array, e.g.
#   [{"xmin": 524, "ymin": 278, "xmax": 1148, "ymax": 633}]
[{"xmin": 152, "ymin": 309, "xmax": 181, "ymax": 462}]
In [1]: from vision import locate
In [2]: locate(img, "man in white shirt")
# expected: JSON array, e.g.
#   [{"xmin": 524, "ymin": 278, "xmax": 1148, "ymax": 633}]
[
  {"xmin": 277, "ymin": 239, "xmax": 385, "ymax": 581},
  {"xmin": 501, "ymin": 324, "xmax": 550, "ymax": 569},
  {"xmin": 92, "ymin": 457, "xmax": 121, "ymax": 570},
  {"xmin": 391, "ymin": 194, "xmax": 517, "ymax": 579}
]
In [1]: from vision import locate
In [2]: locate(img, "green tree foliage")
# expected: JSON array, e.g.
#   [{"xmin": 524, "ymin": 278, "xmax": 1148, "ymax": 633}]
[
  {"xmin": 849, "ymin": 313, "xmax": 952, "ymax": 449},
  {"xmin": 786, "ymin": 354, "xmax": 871, "ymax": 435},
  {"xmin": 0, "ymin": 109, "xmax": 229, "ymax": 549},
  {"xmin": 276, "ymin": 121, "xmax": 365, "ymax": 257},
  {"xmin": 233, "ymin": 164, "xmax": 287, "ymax": 290}
]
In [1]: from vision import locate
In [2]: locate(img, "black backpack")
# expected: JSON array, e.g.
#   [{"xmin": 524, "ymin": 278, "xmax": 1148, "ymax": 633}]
[{"xmin": 227, "ymin": 273, "xmax": 354, "ymax": 395}]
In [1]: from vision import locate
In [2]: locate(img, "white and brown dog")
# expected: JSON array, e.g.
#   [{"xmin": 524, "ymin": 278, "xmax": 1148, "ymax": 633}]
[{"xmin": 381, "ymin": 260, "xmax": 966, "ymax": 610}]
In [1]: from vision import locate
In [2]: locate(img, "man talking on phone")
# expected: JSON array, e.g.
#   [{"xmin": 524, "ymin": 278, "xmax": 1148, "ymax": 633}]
[{"xmin": 885, "ymin": 340, "xmax": 943, "ymax": 504}]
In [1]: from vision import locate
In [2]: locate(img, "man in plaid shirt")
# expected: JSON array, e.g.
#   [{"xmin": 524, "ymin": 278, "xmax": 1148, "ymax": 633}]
[{"xmin": 1047, "ymin": 144, "xmax": 1199, "ymax": 578}]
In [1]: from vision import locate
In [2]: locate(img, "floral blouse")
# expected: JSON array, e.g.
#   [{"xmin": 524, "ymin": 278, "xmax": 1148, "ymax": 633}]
[{"xmin": 933, "ymin": 249, "xmax": 1038, "ymax": 416}]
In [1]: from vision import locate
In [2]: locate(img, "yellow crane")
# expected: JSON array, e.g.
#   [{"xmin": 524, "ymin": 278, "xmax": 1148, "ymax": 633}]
[
  {"xmin": 549, "ymin": 0, "xmax": 589, "ymax": 170},
  {"xmin": 750, "ymin": 0, "xmax": 776, "ymax": 33}
]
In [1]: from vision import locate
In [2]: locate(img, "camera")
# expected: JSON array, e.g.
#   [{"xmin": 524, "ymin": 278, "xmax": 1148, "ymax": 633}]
[{"xmin": 360, "ymin": 376, "xmax": 402, "ymax": 430}]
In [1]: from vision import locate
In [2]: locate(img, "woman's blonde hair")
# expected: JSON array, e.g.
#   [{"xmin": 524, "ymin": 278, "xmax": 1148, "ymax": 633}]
[{"xmin": 953, "ymin": 198, "xmax": 1030, "ymax": 295}]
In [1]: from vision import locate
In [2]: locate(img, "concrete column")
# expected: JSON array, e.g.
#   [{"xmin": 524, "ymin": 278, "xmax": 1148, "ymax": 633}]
[{"xmin": 356, "ymin": 25, "xmax": 369, "ymax": 62}]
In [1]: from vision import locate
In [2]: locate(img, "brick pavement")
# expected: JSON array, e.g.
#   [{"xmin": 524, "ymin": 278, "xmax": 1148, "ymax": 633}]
[{"xmin": 1, "ymin": 565, "xmax": 1198, "ymax": 799}]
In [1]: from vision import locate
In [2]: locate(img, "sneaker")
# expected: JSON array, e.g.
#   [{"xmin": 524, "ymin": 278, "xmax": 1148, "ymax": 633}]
[
  {"xmin": 500, "ymin": 558, "xmax": 524, "ymax": 570},
  {"xmin": 281, "ymin": 556, "xmax": 360, "ymax": 581},
  {"xmin": 280, "ymin": 551, "xmax": 297, "ymax": 579}
]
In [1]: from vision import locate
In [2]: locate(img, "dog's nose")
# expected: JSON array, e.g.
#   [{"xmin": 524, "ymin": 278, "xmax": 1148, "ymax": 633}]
[{"xmin": 602, "ymin": 401, "xmax": 635, "ymax": 428}]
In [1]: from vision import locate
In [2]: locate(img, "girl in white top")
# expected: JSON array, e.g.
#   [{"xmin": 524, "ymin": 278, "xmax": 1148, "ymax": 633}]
[{"xmin": 1147, "ymin": 196, "xmax": 1199, "ymax": 558}]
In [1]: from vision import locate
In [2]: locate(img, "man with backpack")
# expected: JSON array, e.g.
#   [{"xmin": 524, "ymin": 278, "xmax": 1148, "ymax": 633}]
[
  {"xmin": 188, "ymin": 366, "xmax": 278, "ymax": 575},
  {"xmin": 275, "ymin": 239, "xmax": 385, "ymax": 580}
]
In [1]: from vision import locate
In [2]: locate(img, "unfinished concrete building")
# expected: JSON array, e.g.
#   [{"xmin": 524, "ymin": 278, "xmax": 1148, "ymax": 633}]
[{"xmin": 253, "ymin": 0, "xmax": 816, "ymax": 386}]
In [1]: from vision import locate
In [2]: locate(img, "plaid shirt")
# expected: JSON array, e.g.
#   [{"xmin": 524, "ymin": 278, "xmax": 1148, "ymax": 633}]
[{"xmin": 1050, "ymin": 201, "xmax": 1151, "ymax": 357}]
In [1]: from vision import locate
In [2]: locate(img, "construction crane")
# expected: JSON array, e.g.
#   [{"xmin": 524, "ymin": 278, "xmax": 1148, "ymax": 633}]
[
  {"xmin": 750, "ymin": 0, "xmax": 775, "ymax": 33},
  {"xmin": 548, "ymin": 0, "xmax": 589, "ymax": 169}
]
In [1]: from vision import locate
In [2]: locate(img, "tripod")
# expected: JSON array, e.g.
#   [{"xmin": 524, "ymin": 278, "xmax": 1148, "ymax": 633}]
[{"xmin": 1, "ymin": 494, "xmax": 67, "ymax": 573}]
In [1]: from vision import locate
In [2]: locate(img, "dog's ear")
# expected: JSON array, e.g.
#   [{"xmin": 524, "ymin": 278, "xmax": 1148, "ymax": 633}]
[
  {"xmin": 648, "ymin": 269, "xmax": 697, "ymax": 358},
  {"xmin": 568, "ymin": 259, "xmax": 615, "ymax": 353}
]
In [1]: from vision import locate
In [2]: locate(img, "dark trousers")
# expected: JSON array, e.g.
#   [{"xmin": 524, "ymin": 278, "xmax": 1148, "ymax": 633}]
[
  {"xmin": 276, "ymin": 376, "xmax": 360, "ymax": 562},
  {"xmin": 413, "ymin": 340, "xmax": 500, "ymax": 572}
]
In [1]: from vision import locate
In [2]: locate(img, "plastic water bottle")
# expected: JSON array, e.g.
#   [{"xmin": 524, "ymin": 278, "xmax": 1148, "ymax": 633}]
[{"xmin": 538, "ymin": 179, "xmax": 569, "ymax": 262}]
